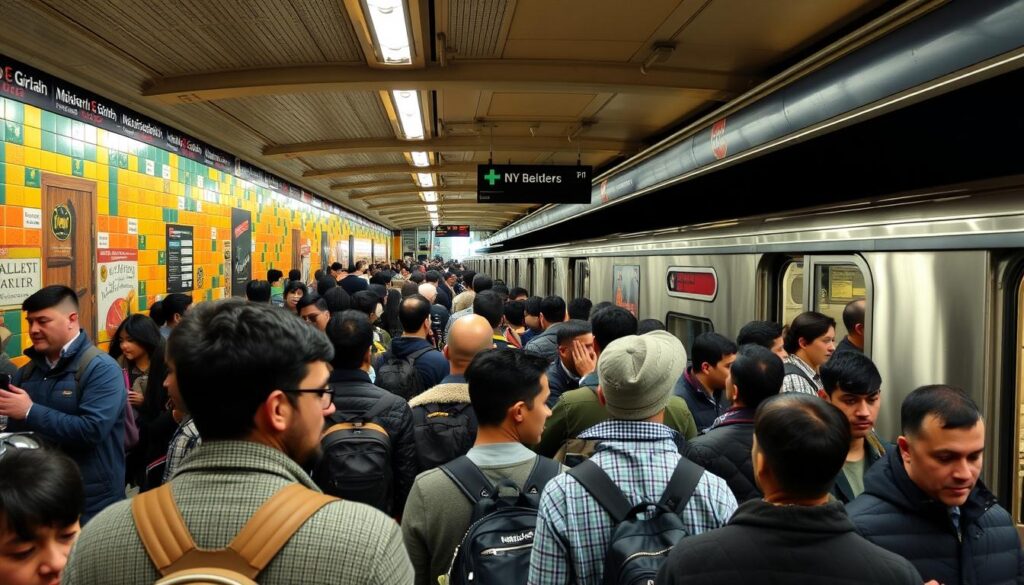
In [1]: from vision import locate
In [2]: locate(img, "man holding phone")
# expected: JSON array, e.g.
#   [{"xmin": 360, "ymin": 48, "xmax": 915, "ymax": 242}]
[{"xmin": 0, "ymin": 285, "xmax": 125, "ymax": 523}]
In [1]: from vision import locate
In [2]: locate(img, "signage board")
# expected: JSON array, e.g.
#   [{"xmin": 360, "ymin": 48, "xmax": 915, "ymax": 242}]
[
  {"xmin": 230, "ymin": 208, "xmax": 252, "ymax": 297},
  {"xmin": 166, "ymin": 224, "xmax": 194, "ymax": 293},
  {"xmin": 434, "ymin": 224, "xmax": 470, "ymax": 237},
  {"xmin": 666, "ymin": 266, "xmax": 718, "ymax": 302},
  {"xmin": 477, "ymin": 164, "xmax": 592, "ymax": 204}
]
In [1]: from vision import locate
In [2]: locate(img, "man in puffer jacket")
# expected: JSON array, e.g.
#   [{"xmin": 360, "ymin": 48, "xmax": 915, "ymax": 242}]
[
  {"xmin": 523, "ymin": 295, "xmax": 568, "ymax": 364},
  {"xmin": 848, "ymin": 385, "xmax": 1024, "ymax": 585},
  {"xmin": 317, "ymin": 310, "xmax": 419, "ymax": 516}
]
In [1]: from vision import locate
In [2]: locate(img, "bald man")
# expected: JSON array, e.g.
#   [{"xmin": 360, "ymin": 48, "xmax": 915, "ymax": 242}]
[
  {"xmin": 407, "ymin": 315, "xmax": 493, "ymax": 473},
  {"xmin": 419, "ymin": 283, "xmax": 451, "ymax": 348}
]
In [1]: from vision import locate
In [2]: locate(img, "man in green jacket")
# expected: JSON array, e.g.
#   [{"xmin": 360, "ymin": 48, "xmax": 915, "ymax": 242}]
[
  {"xmin": 63, "ymin": 299, "xmax": 413, "ymax": 585},
  {"xmin": 535, "ymin": 306, "xmax": 697, "ymax": 459}
]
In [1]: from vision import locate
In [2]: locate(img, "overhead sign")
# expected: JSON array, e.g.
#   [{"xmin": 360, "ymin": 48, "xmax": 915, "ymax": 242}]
[
  {"xmin": 477, "ymin": 164, "xmax": 592, "ymax": 204},
  {"xmin": 667, "ymin": 267, "xmax": 718, "ymax": 302},
  {"xmin": 434, "ymin": 224, "xmax": 470, "ymax": 237}
]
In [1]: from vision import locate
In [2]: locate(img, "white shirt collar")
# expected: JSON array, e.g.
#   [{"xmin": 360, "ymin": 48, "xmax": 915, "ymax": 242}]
[{"xmin": 47, "ymin": 330, "xmax": 82, "ymax": 368}]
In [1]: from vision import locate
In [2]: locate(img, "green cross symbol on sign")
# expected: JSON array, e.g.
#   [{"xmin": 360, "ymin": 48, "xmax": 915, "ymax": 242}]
[{"xmin": 484, "ymin": 168, "xmax": 500, "ymax": 186}]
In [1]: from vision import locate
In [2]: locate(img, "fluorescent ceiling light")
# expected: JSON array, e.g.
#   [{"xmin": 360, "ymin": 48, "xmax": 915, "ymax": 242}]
[
  {"xmin": 365, "ymin": 0, "xmax": 412, "ymax": 65},
  {"xmin": 431, "ymin": 218, "xmax": 440, "ymax": 227},
  {"xmin": 426, "ymin": 204, "xmax": 438, "ymax": 212},
  {"xmin": 392, "ymin": 90, "xmax": 424, "ymax": 140},
  {"xmin": 410, "ymin": 151, "xmax": 430, "ymax": 167},
  {"xmin": 421, "ymin": 191, "xmax": 438, "ymax": 203}
]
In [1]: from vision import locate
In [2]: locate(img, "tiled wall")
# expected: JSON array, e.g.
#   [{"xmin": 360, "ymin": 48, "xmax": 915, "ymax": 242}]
[{"xmin": 0, "ymin": 97, "xmax": 390, "ymax": 355}]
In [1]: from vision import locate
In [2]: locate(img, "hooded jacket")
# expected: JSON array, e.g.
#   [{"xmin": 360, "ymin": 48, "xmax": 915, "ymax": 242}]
[
  {"xmin": 847, "ymin": 446, "xmax": 1024, "ymax": 585},
  {"xmin": 682, "ymin": 407, "xmax": 759, "ymax": 503},
  {"xmin": 524, "ymin": 322, "xmax": 565, "ymax": 365},
  {"xmin": 386, "ymin": 336, "xmax": 449, "ymax": 391}
]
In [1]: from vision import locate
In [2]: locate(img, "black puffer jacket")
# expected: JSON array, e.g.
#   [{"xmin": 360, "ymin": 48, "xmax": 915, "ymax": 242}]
[
  {"xmin": 682, "ymin": 408, "xmax": 759, "ymax": 503},
  {"xmin": 322, "ymin": 368, "xmax": 419, "ymax": 515},
  {"xmin": 847, "ymin": 446, "xmax": 1024, "ymax": 585}
]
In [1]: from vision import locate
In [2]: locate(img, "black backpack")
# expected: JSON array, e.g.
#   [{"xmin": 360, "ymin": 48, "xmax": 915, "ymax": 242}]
[
  {"xmin": 313, "ymin": 395, "xmax": 395, "ymax": 513},
  {"xmin": 568, "ymin": 457, "xmax": 704, "ymax": 585},
  {"xmin": 412, "ymin": 401, "xmax": 477, "ymax": 470},
  {"xmin": 440, "ymin": 455, "xmax": 562, "ymax": 585},
  {"xmin": 375, "ymin": 347, "xmax": 432, "ymax": 400}
]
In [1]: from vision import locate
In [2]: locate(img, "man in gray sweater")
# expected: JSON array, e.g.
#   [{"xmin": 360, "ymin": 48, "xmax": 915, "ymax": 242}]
[{"xmin": 402, "ymin": 348, "xmax": 560, "ymax": 585}]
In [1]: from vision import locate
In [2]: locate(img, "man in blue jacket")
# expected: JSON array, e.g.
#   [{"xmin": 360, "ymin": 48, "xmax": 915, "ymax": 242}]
[{"xmin": 0, "ymin": 285, "xmax": 126, "ymax": 523}]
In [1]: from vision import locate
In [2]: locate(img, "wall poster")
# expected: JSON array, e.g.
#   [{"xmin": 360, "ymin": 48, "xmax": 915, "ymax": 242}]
[
  {"xmin": 0, "ymin": 247, "xmax": 41, "ymax": 309},
  {"xmin": 231, "ymin": 208, "xmax": 252, "ymax": 297},
  {"xmin": 97, "ymin": 248, "xmax": 137, "ymax": 339},
  {"xmin": 613, "ymin": 265, "xmax": 641, "ymax": 317},
  {"xmin": 166, "ymin": 225, "xmax": 194, "ymax": 293}
]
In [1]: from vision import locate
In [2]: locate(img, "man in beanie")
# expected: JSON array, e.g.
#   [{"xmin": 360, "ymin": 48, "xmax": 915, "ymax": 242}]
[{"xmin": 528, "ymin": 331, "xmax": 738, "ymax": 584}]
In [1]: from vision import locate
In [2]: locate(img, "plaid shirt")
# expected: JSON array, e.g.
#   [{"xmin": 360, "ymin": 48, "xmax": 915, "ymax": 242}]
[
  {"xmin": 528, "ymin": 421, "xmax": 738, "ymax": 584},
  {"xmin": 162, "ymin": 416, "xmax": 201, "ymax": 483},
  {"xmin": 781, "ymin": 354, "xmax": 823, "ymax": 396}
]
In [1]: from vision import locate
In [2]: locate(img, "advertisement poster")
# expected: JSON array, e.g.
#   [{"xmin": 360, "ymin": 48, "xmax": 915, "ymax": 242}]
[
  {"xmin": 0, "ymin": 247, "xmax": 41, "ymax": 309},
  {"xmin": 335, "ymin": 242, "xmax": 348, "ymax": 271},
  {"xmin": 97, "ymin": 249, "xmax": 137, "ymax": 340},
  {"xmin": 613, "ymin": 265, "xmax": 641, "ymax": 317},
  {"xmin": 231, "ymin": 208, "xmax": 252, "ymax": 297},
  {"xmin": 355, "ymin": 239, "xmax": 372, "ymax": 263},
  {"xmin": 166, "ymin": 225, "xmax": 194, "ymax": 293}
]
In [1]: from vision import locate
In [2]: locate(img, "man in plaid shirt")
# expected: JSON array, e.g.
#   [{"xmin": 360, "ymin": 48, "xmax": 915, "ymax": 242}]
[{"xmin": 528, "ymin": 330, "xmax": 737, "ymax": 584}]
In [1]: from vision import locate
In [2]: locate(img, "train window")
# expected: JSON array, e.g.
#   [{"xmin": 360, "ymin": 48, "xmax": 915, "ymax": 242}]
[
  {"xmin": 779, "ymin": 260, "xmax": 805, "ymax": 327},
  {"xmin": 575, "ymin": 259, "xmax": 590, "ymax": 299},
  {"xmin": 666, "ymin": 312, "xmax": 713, "ymax": 357},
  {"xmin": 544, "ymin": 259, "xmax": 555, "ymax": 296},
  {"xmin": 812, "ymin": 263, "xmax": 867, "ymax": 327},
  {"xmin": 527, "ymin": 259, "xmax": 536, "ymax": 294},
  {"xmin": 613, "ymin": 265, "xmax": 641, "ymax": 317}
]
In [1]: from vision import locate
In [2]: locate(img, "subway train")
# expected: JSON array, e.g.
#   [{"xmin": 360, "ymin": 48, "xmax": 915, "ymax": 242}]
[{"xmin": 467, "ymin": 175, "xmax": 1024, "ymax": 530}]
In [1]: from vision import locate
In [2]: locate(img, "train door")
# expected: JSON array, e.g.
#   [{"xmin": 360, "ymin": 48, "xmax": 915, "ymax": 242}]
[
  {"xmin": 806, "ymin": 255, "xmax": 872, "ymax": 355},
  {"xmin": 544, "ymin": 259, "xmax": 555, "ymax": 296},
  {"xmin": 42, "ymin": 175, "xmax": 96, "ymax": 342},
  {"xmin": 572, "ymin": 259, "xmax": 590, "ymax": 299},
  {"xmin": 1007, "ymin": 261, "xmax": 1024, "ymax": 538},
  {"xmin": 527, "ymin": 259, "xmax": 536, "ymax": 294}
]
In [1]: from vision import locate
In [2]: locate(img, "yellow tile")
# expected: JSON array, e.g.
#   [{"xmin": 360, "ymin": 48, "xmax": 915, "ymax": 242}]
[
  {"xmin": 84, "ymin": 161, "xmax": 97, "ymax": 179},
  {"xmin": 6, "ymin": 188, "xmax": 24, "ymax": 207},
  {"xmin": 23, "ymin": 188, "xmax": 41, "ymax": 209},
  {"xmin": 97, "ymin": 181, "xmax": 109, "ymax": 199},
  {"xmin": 127, "ymin": 155, "xmax": 138, "ymax": 170},
  {"xmin": 168, "ymin": 153, "xmax": 177, "ymax": 169},
  {"xmin": 56, "ymin": 156, "xmax": 71, "ymax": 175},
  {"xmin": 6, "ymin": 144, "xmax": 24, "ymax": 166},
  {"xmin": 23, "ymin": 126, "xmax": 41, "ymax": 149},
  {"xmin": 24, "ymin": 147, "xmax": 40, "ymax": 169},
  {"xmin": 97, "ymin": 197, "xmax": 109, "ymax": 215},
  {"xmin": 96, "ymin": 146, "xmax": 108, "ymax": 162},
  {"xmin": 7, "ymin": 164, "xmax": 24, "ymax": 186},
  {"xmin": 40, "ymin": 151, "xmax": 57, "ymax": 172},
  {"xmin": 24, "ymin": 105, "xmax": 40, "ymax": 130}
]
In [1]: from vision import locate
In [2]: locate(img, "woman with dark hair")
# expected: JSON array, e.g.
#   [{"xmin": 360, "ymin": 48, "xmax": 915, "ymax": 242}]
[
  {"xmin": 0, "ymin": 437, "xmax": 84, "ymax": 584},
  {"xmin": 108, "ymin": 315, "xmax": 171, "ymax": 489},
  {"xmin": 382, "ymin": 287, "xmax": 403, "ymax": 340},
  {"xmin": 283, "ymin": 280, "xmax": 308, "ymax": 314}
]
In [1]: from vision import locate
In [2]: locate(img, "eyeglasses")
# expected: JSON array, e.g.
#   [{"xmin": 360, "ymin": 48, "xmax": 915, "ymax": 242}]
[
  {"xmin": 300, "ymin": 311, "xmax": 327, "ymax": 324},
  {"xmin": 282, "ymin": 387, "xmax": 334, "ymax": 409},
  {"xmin": 0, "ymin": 432, "xmax": 42, "ymax": 458}
]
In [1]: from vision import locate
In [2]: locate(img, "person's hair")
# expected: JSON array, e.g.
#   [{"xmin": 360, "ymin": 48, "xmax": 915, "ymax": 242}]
[
  {"xmin": 472, "ymin": 274, "xmax": 494, "ymax": 293},
  {"xmin": 556, "ymin": 319, "xmax": 592, "ymax": 346},
  {"xmin": 330, "ymin": 262, "xmax": 344, "ymax": 272},
  {"xmin": 288, "ymin": 269, "xmax": 302, "ymax": 282},
  {"xmin": 636, "ymin": 319, "xmax": 666, "ymax": 335},
  {"xmin": 351, "ymin": 290, "xmax": 380, "ymax": 317},
  {"xmin": 356, "ymin": 260, "xmax": 368, "ymax": 271},
  {"xmin": 399, "ymin": 295, "xmax": 431, "ymax": 333},
  {"xmin": 540, "ymin": 296, "xmax": 566, "ymax": 324},
  {"xmin": 755, "ymin": 393, "xmax": 851, "ymax": 499},
  {"xmin": 316, "ymin": 276, "xmax": 337, "ymax": 296},
  {"xmin": 283, "ymin": 280, "xmax": 308, "ymax": 298},
  {"xmin": 169, "ymin": 299, "xmax": 334, "ymax": 440},
  {"xmin": 313, "ymin": 270, "xmax": 324, "ymax": 282},
  {"xmin": 0, "ymin": 447, "xmax": 84, "ymax": 541},
  {"xmin": 591, "ymin": 306, "xmax": 637, "ymax": 350},
  {"xmin": 901, "ymin": 385, "xmax": 981, "ymax": 437},
  {"xmin": 326, "ymin": 310, "xmax": 373, "ymax": 370},
  {"xmin": 463, "ymin": 271, "xmax": 477, "ymax": 287},
  {"xmin": 568, "ymin": 298, "xmax": 593, "ymax": 321},
  {"xmin": 731, "ymin": 344, "xmax": 784, "ymax": 409},
  {"xmin": 784, "ymin": 311, "xmax": 837, "ymax": 354},
  {"xmin": 819, "ymin": 351, "xmax": 882, "ymax": 397},
  {"xmin": 369, "ymin": 271, "xmax": 391, "ymax": 286},
  {"xmin": 296, "ymin": 293, "xmax": 328, "ymax": 313},
  {"xmin": 466, "ymin": 349, "xmax": 550, "ymax": 427},
  {"xmin": 369, "ymin": 284, "xmax": 387, "ymax": 304},
  {"xmin": 410, "ymin": 272, "xmax": 425, "ymax": 284},
  {"xmin": 266, "ymin": 269, "xmax": 283, "ymax": 284},
  {"xmin": 509, "ymin": 287, "xmax": 529, "ymax": 300},
  {"xmin": 737, "ymin": 320, "xmax": 784, "ymax": 349},
  {"xmin": 692, "ymin": 332, "xmax": 738, "ymax": 370},
  {"xmin": 108, "ymin": 314, "xmax": 162, "ymax": 362},
  {"xmin": 22, "ymin": 285, "xmax": 78, "ymax": 313},
  {"xmin": 524, "ymin": 295, "xmax": 542, "ymax": 317},
  {"xmin": 149, "ymin": 300, "xmax": 166, "ymax": 326},
  {"xmin": 245, "ymin": 280, "xmax": 272, "ymax": 303},
  {"xmin": 426, "ymin": 270, "xmax": 441, "ymax": 284},
  {"xmin": 589, "ymin": 301, "xmax": 615, "ymax": 320},
  {"xmin": 322, "ymin": 286, "xmax": 351, "ymax": 312},
  {"xmin": 162, "ymin": 293, "xmax": 193, "ymax": 322},
  {"xmin": 843, "ymin": 299, "xmax": 866, "ymax": 334},
  {"xmin": 504, "ymin": 300, "xmax": 526, "ymax": 327},
  {"xmin": 473, "ymin": 290, "xmax": 505, "ymax": 329},
  {"xmin": 401, "ymin": 281, "xmax": 420, "ymax": 298},
  {"xmin": 382, "ymin": 288, "xmax": 403, "ymax": 339}
]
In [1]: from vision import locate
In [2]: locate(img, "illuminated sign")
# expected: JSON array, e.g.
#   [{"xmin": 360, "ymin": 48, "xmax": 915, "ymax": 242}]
[
  {"xmin": 667, "ymin": 267, "xmax": 718, "ymax": 302},
  {"xmin": 477, "ymin": 164, "xmax": 591, "ymax": 204},
  {"xmin": 435, "ymin": 224, "xmax": 471, "ymax": 237}
]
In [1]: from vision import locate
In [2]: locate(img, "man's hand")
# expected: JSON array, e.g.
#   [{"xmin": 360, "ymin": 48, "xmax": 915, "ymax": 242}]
[
  {"xmin": 572, "ymin": 339, "xmax": 597, "ymax": 379},
  {"xmin": 0, "ymin": 385, "xmax": 33, "ymax": 420}
]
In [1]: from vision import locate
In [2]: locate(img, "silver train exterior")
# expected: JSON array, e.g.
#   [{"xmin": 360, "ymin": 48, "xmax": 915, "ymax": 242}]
[{"xmin": 467, "ymin": 178, "xmax": 1024, "ymax": 522}]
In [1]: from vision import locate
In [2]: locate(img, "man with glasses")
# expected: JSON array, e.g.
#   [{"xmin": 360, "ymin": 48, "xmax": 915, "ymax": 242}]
[
  {"xmin": 297, "ymin": 293, "xmax": 331, "ymax": 332},
  {"xmin": 63, "ymin": 299, "xmax": 413, "ymax": 584}
]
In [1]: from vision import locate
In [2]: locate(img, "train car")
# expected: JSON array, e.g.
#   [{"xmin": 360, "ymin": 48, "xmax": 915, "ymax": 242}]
[{"xmin": 469, "ymin": 175, "xmax": 1024, "ymax": 532}]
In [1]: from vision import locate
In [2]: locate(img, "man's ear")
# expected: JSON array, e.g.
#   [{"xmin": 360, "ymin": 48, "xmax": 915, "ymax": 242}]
[
  {"xmin": 596, "ymin": 386, "xmax": 607, "ymax": 406},
  {"xmin": 255, "ymin": 390, "xmax": 292, "ymax": 434}
]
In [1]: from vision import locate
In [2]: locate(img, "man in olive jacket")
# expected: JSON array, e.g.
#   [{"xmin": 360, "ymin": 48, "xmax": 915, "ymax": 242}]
[{"xmin": 63, "ymin": 300, "xmax": 413, "ymax": 584}]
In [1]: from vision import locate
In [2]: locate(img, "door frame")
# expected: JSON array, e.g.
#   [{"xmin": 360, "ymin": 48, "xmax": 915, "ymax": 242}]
[{"xmin": 40, "ymin": 173, "xmax": 97, "ymax": 342}]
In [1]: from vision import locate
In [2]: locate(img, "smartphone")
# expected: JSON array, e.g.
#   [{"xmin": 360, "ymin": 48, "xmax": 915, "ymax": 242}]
[{"xmin": 0, "ymin": 373, "xmax": 10, "ymax": 391}]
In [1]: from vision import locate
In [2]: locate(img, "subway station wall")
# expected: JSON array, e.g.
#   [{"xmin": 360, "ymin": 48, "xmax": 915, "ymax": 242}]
[{"xmin": 0, "ymin": 96, "xmax": 391, "ymax": 356}]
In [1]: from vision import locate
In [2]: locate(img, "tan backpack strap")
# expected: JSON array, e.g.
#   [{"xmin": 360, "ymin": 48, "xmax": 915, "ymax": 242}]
[
  {"xmin": 228, "ymin": 483, "xmax": 338, "ymax": 574},
  {"xmin": 131, "ymin": 484, "xmax": 198, "ymax": 576}
]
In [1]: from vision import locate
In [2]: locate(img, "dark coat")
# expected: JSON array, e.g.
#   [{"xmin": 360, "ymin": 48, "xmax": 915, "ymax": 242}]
[
  {"xmin": 655, "ymin": 499, "xmax": 923, "ymax": 585},
  {"xmin": 847, "ymin": 446, "xmax": 1024, "ymax": 585},
  {"xmin": 387, "ymin": 336, "xmax": 450, "ymax": 390},
  {"xmin": 324, "ymin": 368, "xmax": 419, "ymax": 515},
  {"xmin": 831, "ymin": 432, "xmax": 885, "ymax": 504},
  {"xmin": 673, "ymin": 368, "xmax": 729, "ymax": 432},
  {"xmin": 434, "ymin": 284, "xmax": 452, "ymax": 311},
  {"xmin": 682, "ymin": 408, "xmax": 759, "ymax": 503},
  {"xmin": 834, "ymin": 336, "xmax": 863, "ymax": 355},
  {"xmin": 339, "ymin": 274, "xmax": 369, "ymax": 295},
  {"xmin": 11, "ymin": 331, "xmax": 125, "ymax": 523},
  {"xmin": 545, "ymin": 358, "xmax": 580, "ymax": 408},
  {"xmin": 524, "ymin": 322, "xmax": 564, "ymax": 365}
]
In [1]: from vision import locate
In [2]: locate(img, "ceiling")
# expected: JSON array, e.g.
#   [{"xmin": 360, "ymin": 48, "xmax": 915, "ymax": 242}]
[{"xmin": 0, "ymin": 0, "xmax": 895, "ymax": 231}]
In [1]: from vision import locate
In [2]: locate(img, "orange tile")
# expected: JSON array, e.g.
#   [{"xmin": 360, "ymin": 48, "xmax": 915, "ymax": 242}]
[
  {"xmin": 4, "ymin": 206, "xmax": 22, "ymax": 228},
  {"xmin": 116, "ymin": 217, "xmax": 129, "ymax": 233},
  {"xmin": 97, "ymin": 215, "xmax": 110, "ymax": 232},
  {"xmin": 23, "ymin": 229, "xmax": 41, "ymax": 247},
  {"xmin": 5, "ymin": 228, "xmax": 24, "ymax": 245},
  {"xmin": 127, "ymin": 235, "xmax": 138, "ymax": 249}
]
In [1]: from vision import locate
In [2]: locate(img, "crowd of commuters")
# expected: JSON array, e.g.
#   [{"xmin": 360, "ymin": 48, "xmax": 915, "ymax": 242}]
[{"xmin": 0, "ymin": 256, "xmax": 1019, "ymax": 585}]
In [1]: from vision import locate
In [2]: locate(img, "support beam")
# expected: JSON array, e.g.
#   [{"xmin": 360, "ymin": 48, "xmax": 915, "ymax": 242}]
[
  {"xmin": 266, "ymin": 135, "xmax": 637, "ymax": 158},
  {"xmin": 340, "ymin": 187, "xmax": 475, "ymax": 200},
  {"xmin": 380, "ymin": 209, "xmax": 524, "ymax": 219},
  {"xmin": 143, "ymin": 61, "xmax": 758, "ymax": 104},
  {"xmin": 329, "ymin": 179, "xmax": 416, "ymax": 191},
  {"xmin": 304, "ymin": 163, "xmax": 477, "ymax": 179},
  {"xmin": 367, "ymin": 200, "xmax": 531, "ymax": 211}
]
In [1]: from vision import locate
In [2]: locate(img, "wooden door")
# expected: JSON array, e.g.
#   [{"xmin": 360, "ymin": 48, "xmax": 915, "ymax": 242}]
[{"xmin": 41, "ymin": 175, "xmax": 96, "ymax": 341}]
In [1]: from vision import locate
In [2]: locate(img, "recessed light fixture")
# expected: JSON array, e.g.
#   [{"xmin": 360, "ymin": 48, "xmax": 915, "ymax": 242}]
[
  {"xmin": 392, "ymin": 90, "xmax": 424, "ymax": 140},
  {"xmin": 364, "ymin": 0, "xmax": 412, "ymax": 65},
  {"xmin": 416, "ymin": 173, "xmax": 435, "ymax": 188},
  {"xmin": 421, "ymin": 191, "xmax": 438, "ymax": 203},
  {"xmin": 410, "ymin": 151, "xmax": 430, "ymax": 167},
  {"xmin": 426, "ymin": 204, "xmax": 438, "ymax": 212}
]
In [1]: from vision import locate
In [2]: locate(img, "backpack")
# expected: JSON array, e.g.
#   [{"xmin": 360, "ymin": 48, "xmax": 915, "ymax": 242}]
[
  {"xmin": 783, "ymin": 363, "xmax": 825, "ymax": 398},
  {"xmin": 375, "ymin": 347, "xmax": 432, "ymax": 400},
  {"xmin": 440, "ymin": 455, "xmax": 562, "ymax": 585},
  {"xmin": 568, "ymin": 457, "xmax": 704, "ymax": 585},
  {"xmin": 554, "ymin": 438, "xmax": 601, "ymax": 468},
  {"xmin": 21, "ymin": 345, "xmax": 140, "ymax": 452},
  {"xmin": 312, "ymin": 395, "xmax": 394, "ymax": 513},
  {"xmin": 412, "ymin": 401, "xmax": 476, "ymax": 470},
  {"xmin": 131, "ymin": 483, "xmax": 336, "ymax": 584}
]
